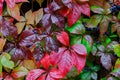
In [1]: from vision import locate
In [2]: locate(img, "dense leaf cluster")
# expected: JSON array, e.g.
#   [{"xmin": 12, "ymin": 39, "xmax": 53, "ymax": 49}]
[{"xmin": 0, "ymin": 0, "xmax": 120, "ymax": 80}]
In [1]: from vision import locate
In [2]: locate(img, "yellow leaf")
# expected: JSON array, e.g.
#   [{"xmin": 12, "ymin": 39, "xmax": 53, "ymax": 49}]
[
  {"xmin": 25, "ymin": 10, "xmax": 34, "ymax": 25},
  {"xmin": 0, "ymin": 38, "xmax": 6, "ymax": 51},
  {"xmin": 15, "ymin": 22, "xmax": 25, "ymax": 34},
  {"xmin": 7, "ymin": 4, "xmax": 20, "ymax": 21},
  {"xmin": 36, "ymin": 0, "xmax": 43, "ymax": 7},
  {"xmin": 33, "ymin": 8, "xmax": 43, "ymax": 24},
  {"xmin": 22, "ymin": 60, "xmax": 36, "ymax": 70}
]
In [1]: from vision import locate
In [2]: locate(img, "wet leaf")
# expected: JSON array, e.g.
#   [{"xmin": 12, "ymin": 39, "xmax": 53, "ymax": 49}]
[{"xmin": 91, "ymin": 6, "xmax": 104, "ymax": 14}]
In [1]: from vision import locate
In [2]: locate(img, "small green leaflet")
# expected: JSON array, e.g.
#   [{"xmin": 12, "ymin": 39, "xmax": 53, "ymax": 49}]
[{"xmin": 114, "ymin": 44, "xmax": 120, "ymax": 57}]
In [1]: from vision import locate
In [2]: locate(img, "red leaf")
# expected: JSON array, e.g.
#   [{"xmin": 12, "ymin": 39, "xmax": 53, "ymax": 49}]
[
  {"xmin": 26, "ymin": 69, "xmax": 45, "ymax": 80},
  {"xmin": 56, "ymin": 31, "xmax": 69, "ymax": 46},
  {"xmin": 40, "ymin": 54, "xmax": 51, "ymax": 70},
  {"xmin": 58, "ymin": 7, "xmax": 70, "ymax": 17},
  {"xmin": 67, "ymin": 3, "xmax": 81, "ymax": 26},
  {"xmin": 0, "ymin": 0, "xmax": 3, "ymax": 15},
  {"xmin": 72, "ymin": 44, "xmax": 87, "ymax": 56}
]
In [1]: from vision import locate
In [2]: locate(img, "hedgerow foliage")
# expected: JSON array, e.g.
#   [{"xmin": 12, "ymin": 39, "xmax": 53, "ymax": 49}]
[{"xmin": 0, "ymin": 0, "xmax": 120, "ymax": 80}]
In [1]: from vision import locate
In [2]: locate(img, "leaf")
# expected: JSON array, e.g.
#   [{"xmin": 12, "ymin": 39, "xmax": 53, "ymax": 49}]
[
  {"xmin": 10, "ymin": 48, "xmax": 25, "ymax": 62},
  {"xmin": 67, "ymin": 3, "xmax": 81, "ymax": 26},
  {"xmin": 114, "ymin": 44, "xmax": 120, "ymax": 57},
  {"xmin": 114, "ymin": 58, "xmax": 120, "ymax": 69},
  {"xmin": 1, "ymin": 20, "xmax": 18, "ymax": 39},
  {"xmin": 111, "ymin": 69, "xmax": 120, "ymax": 79},
  {"xmin": 15, "ymin": 22, "xmax": 25, "ymax": 34},
  {"xmin": 22, "ymin": 60, "xmax": 36, "ymax": 70},
  {"xmin": 66, "ymin": 20, "xmax": 85, "ymax": 34},
  {"xmin": 1, "ymin": 53, "xmax": 14, "ymax": 69},
  {"xmin": 57, "ymin": 50, "xmax": 73, "ymax": 75},
  {"xmin": 86, "ymin": 15, "xmax": 103, "ymax": 28},
  {"xmin": 33, "ymin": 8, "xmax": 43, "ymax": 24},
  {"xmin": 100, "ymin": 54, "xmax": 112, "ymax": 70},
  {"xmin": 56, "ymin": 31, "xmax": 69, "ymax": 46},
  {"xmin": 26, "ymin": 69, "xmax": 45, "ymax": 80},
  {"xmin": 81, "ymin": 35, "xmax": 93, "ymax": 54},
  {"xmin": 100, "ymin": 16, "xmax": 110, "ymax": 35},
  {"xmin": 36, "ymin": 0, "xmax": 43, "ymax": 6},
  {"xmin": 90, "ymin": 6, "xmax": 104, "ymax": 14},
  {"xmin": 40, "ymin": 54, "xmax": 51, "ymax": 70},
  {"xmin": 72, "ymin": 44, "xmax": 87, "ymax": 56},
  {"xmin": 11, "ymin": 66, "xmax": 28, "ymax": 78},
  {"xmin": 0, "ymin": 38, "xmax": 6, "ymax": 51},
  {"xmin": 25, "ymin": 10, "xmax": 34, "ymax": 25},
  {"xmin": 7, "ymin": 4, "xmax": 20, "ymax": 21},
  {"xmin": 118, "ymin": 11, "xmax": 120, "ymax": 20},
  {"xmin": 0, "ymin": 0, "xmax": 3, "ymax": 15}
]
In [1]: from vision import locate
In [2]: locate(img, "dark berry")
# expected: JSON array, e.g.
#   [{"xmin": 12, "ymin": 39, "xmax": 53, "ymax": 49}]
[
  {"xmin": 32, "ymin": 30, "xmax": 37, "ymax": 34},
  {"xmin": 111, "ymin": 6, "xmax": 117, "ymax": 12},
  {"xmin": 116, "ymin": 5, "xmax": 120, "ymax": 10}
]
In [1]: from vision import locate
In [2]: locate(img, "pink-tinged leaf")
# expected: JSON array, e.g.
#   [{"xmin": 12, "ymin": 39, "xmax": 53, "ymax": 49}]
[
  {"xmin": 79, "ymin": 3, "xmax": 90, "ymax": 17},
  {"xmin": 7, "ymin": 4, "xmax": 20, "ymax": 21},
  {"xmin": 56, "ymin": 31, "xmax": 69, "ymax": 46},
  {"xmin": 50, "ymin": 69, "xmax": 65, "ymax": 79},
  {"xmin": 72, "ymin": 44, "xmax": 87, "ymax": 56},
  {"xmin": 26, "ymin": 69, "xmax": 45, "ymax": 80},
  {"xmin": 4, "ymin": 75, "xmax": 13, "ymax": 80},
  {"xmin": 41, "ymin": 54, "xmax": 51, "ymax": 70},
  {"xmin": 46, "ymin": 74, "xmax": 56, "ymax": 80},
  {"xmin": 50, "ymin": 47, "xmax": 66, "ymax": 66},
  {"xmin": 5, "ymin": 0, "xmax": 15, "ymax": 8},
  {"xmin": 67, "ymin": 3, "xmax": 81, "ymax": 26},
  {"xmin": 58, "ymin": 50, "xmax": 73, "ymax": 75},
  {"xmin": 73, "ymin": 52, "xmax": 86, "ymax": 73}
]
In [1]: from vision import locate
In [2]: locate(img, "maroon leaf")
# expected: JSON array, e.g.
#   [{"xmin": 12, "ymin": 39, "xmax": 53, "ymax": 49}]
[
  {"xmin": 10, "ymin": 48, "xmax": 25, "ymax": 62},
  {"xmin": 56, "ymin": 31, "xmax": 70, "ymax": 46},
  {"xmin": 1, "ymin": 20, "xmax": 18, "ymax": 38},
  {"xmin": 45, "ymin": 37, "xmax": 58, "ymax": 52}
]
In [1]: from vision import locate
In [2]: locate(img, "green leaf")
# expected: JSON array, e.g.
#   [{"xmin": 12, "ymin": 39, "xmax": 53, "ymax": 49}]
[
  {"xmin": 80, "ymin": 71, "xmax": 91, "ymax": 80},
  {"xmin": 91, "ymin": 65, "xmax": 100, "ymax": 72},
  {"xmin": 1, "ymin": 53, "xmax": 14, "ymax": 69},
  {"xmin": 101, "ymin": 77, "xmax": 107, "ymax": 80},
  {"xmin": 86, "ymin": 15, "xmax": 103, "ymax": 28},
  {"xmin": 90, "ymin": 6, "xmax": 104, "ymax": 14},
  {"xmin": 70, "ymin": 36, "xmax": 82, "ymax": 46},
  {"xmin": 118, "ymin": 11, "xmax": 120, "ymax": 20},
  {"xmin": 105, "ymin": 37, "xmax": 111, "ymax": 44},
  {"xmin": 114, "ymin": 45, "xmax": 120, "ymax": 57},
  {"xmin": 81, "ymin": 38, "xmax": 92, "ymax": 54},
  {"xmin": 66, "ymin": 21, "xmax": 85, "ymax": 34}
]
